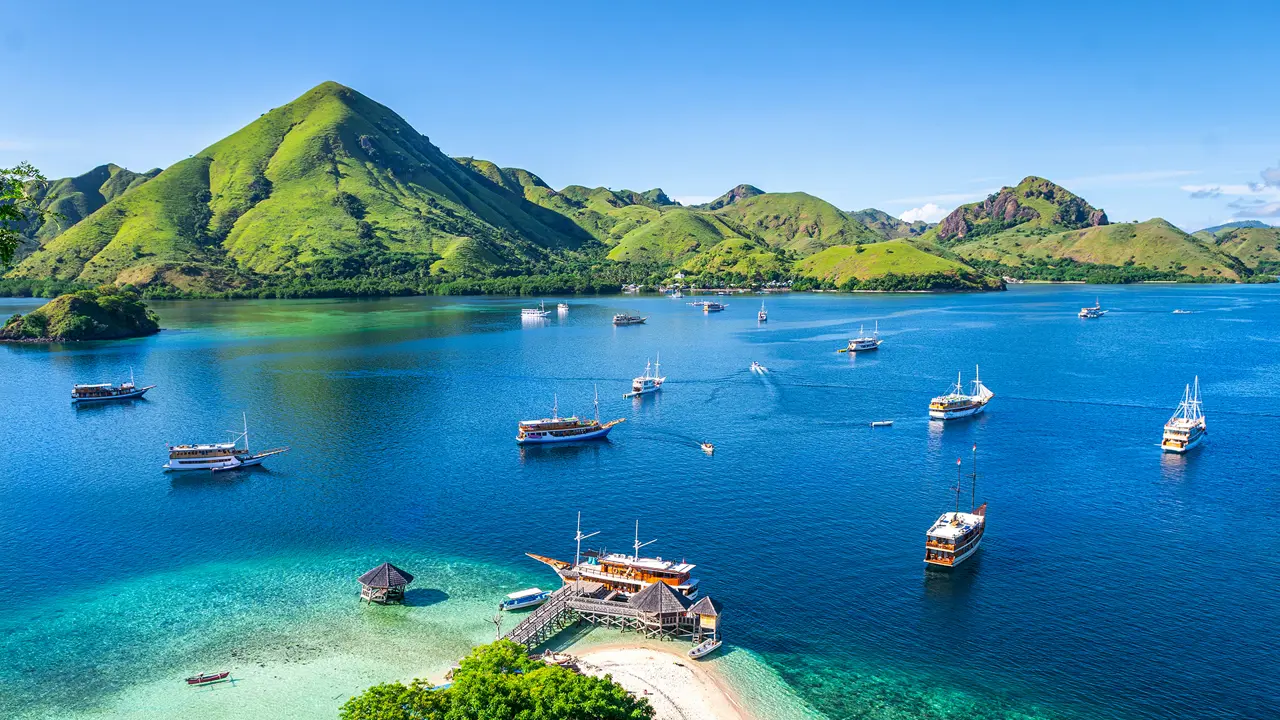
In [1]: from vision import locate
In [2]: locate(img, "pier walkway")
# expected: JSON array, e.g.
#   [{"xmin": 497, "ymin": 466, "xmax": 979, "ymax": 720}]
[{"xmin": 503, "ymin": 580, "xmax": 720, "ymax": 650}]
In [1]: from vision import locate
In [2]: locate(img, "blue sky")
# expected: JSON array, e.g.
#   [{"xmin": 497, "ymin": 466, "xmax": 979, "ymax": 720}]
[{"xmin": 3, "ymin": 1, "xmax": 1278, "ymax": 230}]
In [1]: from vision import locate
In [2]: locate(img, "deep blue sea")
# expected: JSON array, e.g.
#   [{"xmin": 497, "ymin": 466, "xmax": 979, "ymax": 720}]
[{"xmin": 2, "ymin": 285, "xmax": 1277, "ymax": 719}]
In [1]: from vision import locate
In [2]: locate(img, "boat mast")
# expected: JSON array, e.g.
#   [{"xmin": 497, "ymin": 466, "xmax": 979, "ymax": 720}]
[
  {"xmin": 593, "ymin": 385, "xmax": 600, "ymax": 423},
  {"xmin": 970, "ymin": 443, "xmax": 977, "ymax": 512},
  {"xmin": 954, "ymin": 457, "xmax": 963, "ymax": 514},
  {"xmin": 655, "ymin": 352, "xmax": 660, "ymax": 378},
  {"xmin": 553, "ymin": 394, "xmax": 559, "ymax": 421},
  {"xmin": 574, "ymin": 511, "xmax": 600, "ymax": 570},
  {"xmin": 874, "ymin": 320, "xmax": 879, "ymax": 339},
  {"xmin": 130, "ymin": 366, "xmax": 135, "ymax": 386},
  {"xmin": 243, "ymin": 412, "xmax": 249, "ymax": 453},
  {"xmin": 633, "ymin": 520, "xmax": 657, "ymax": 562}
]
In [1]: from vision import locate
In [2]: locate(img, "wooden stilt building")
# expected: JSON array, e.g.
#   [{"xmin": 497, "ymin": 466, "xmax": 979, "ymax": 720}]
[{"xmin": 358, "ymin": 562, "xmax": 414, "ymax": 604}]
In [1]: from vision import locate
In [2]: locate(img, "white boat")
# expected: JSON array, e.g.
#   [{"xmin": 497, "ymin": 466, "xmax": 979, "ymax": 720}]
[
  {"xmin": 701, "ymin": 442, "xmax": 715, "ymax": 455},
  {"xmin": 1172, "ymin": 309, "xmax": 1192, "ymax": 314},
  {"xmin": 516, "ymin": 388, "xmax": 624, "ymax": 445},
  {"xmin": 928, "ymin": 366, "xmax": 993, "ymax": 420},
  {"xmin": 870, "ymin": 420, "xmax": 893, "ymax": 427},
  {"xmin": 624, "ymin": 354, "xmax": 665, "ymax": 398},
  {"xmin": 847, "ymin": 322, "xmax": 882, "ymax": 352},
  {"xmin": 527, "ymin": 516, "xmax": 701, "ymax": 598},
  {"xmin": 612, "ymin": 313, "xmax": 647, "ymax": 326},
  {"xmin": 164, "ymin": 414, "xmax": 289, "ymax": 472},
  {"xmin": 749, "ymin": 361, "xmax": 768, "ymax": 374},
  {"xmin": 758, "ymin": 302, "xmax": 767, "ymax": 322},
  {"xmin": 1162, "ymin": 376, "xmax": 1206, "ymax": 453},
  {"xmin": 924, "ymin": 445, "xmax": 987, "ymax": 569},
  {"xmin": 688, "ymin": 637, "xmax": 722, "ymax": 659},
  {"xmin": 72, "ymin": 368, "xmax": 154, "ymax": 403},
  {"xmin": 1078, "ymin": 298, "xmax": 1107, "ymax": 319},
  {"xmin": 499, "ymin": 587, "xmax": 550, "ymax": 611},
  {"xmin": 557, "ymin": 303, "xmax": 569, "ymax": 311},
  {"xmin": 703, "ymin": 302, "xmax": 726, "ymax": 313},
  {"xmin": 522, "ymin": 301, "xmax": 550, "ymax": 318},
  {"xmin": 671, "ymin": 290, "xmax": 683, "ymax": 299}
]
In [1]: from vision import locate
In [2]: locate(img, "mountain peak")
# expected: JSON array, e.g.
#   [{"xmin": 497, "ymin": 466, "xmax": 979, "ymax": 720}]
[
  {"xmin": 700, "ymin": 184, "xmax": 764, "ymax": 210},
  {"xmin": 936, "ymin": 176, "xmax": 1107, "ymax": 243}
]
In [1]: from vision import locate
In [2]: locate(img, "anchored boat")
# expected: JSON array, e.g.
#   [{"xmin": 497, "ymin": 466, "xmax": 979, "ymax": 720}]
[
  {"xmin": 522, "ymin": 301, "xmax": 550, "ymax": 319},
  {"xmin": 624, "ymin": 354, "xmax": 665, "ymax": 398},
  {"xmin": 847, "ymin": 322, "xmax": 882, "ymax": 352},
  {"xmin": 1161, "ymin": 376, "xmax": 1206, "ymax": 453},
  {"xmin": 528, "ymin": 514, "xmax": 700, "ymax": 598},
  {"xmin": 71, "ymin": 368, "xmax": 154, "ymax": 403},
  {"xmin": 688, "ymin": 637, "xmax": 722, "ymax": 659},
  {"xmin": 924, "ymin": 445, "xmax": 987, "ymax": 569},
  {"xmin": 758, "ymin": 302, "xmax": 768, "ymax": 322},
  {"xmin": 516, "ymin": 388, "xmax": 624, "ymax": 444},
  {"xmin": 612, "ymin": 313, "xmax": 647, "ymax": 326},
  {"xmin": 702, "ymin": 301, "xmax": 726, "ymax": 313},
  {"xmin": 1078, "ymin": 298, "xmax": 1107, "ymax": 319},
  {"xmin": 928, "ymin": 366, "xmax": 993, "ymax": 420},
  {"xmin": 164, "ymin": 414, "xmax": 289, "ymax": 472},
  {"xmin": 186, "ymin": 671, "xmax": 231, "ymax": 686}
]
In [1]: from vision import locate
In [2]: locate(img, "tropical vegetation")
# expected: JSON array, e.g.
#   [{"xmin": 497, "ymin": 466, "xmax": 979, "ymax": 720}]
[
  {"xmin": 1, "ymin": 285, "xmax": 160, "ymax": 342},
  {"xmin": 338, "ymin": 641, "xmax": 652, "ymax": 720}
]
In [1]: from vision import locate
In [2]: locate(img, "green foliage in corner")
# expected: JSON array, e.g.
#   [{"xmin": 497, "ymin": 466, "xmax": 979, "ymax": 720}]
[{"xmin": 339, "ymin": 640, "xmax": 653, "ymax": 720}]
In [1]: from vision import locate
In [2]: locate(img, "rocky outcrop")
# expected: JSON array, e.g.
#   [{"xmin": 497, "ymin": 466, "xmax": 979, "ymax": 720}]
[
  {"xmin": 936, "ymin": 176, "xmax": 1107, "ymax": 242},
  {"xmin": 1, "ymin": 287, "xmax": 160, "ymax": 342}
]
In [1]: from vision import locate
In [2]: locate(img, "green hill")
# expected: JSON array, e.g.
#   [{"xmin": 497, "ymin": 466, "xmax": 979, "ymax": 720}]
[
  {"xmin": 15, "ymin": 164, "xmax": 159, "ymax": 260},
  {"xmin": 952, "ymin": 218, "xmax": 1247, "ymax": 280},
  {"xmin": 711, "ymin": 192, "xmax": 880, "ymax": 255},
  {"xmin": 1204, "ymin": 227, "xmax": 1280, "ymax": 273},
  {"xmin": 11, "ymin": 82, "xmax": 592, "ymax": 291},
  {"xmin": 1197, "ymin": 220, "xmax": 1273, "ymax": 234},
  {"xmin": 695, "ymin": 184, "xmax": 764, "ymax": 210},
  {"xmin": 928, "ymin": 176, "xmax": 1108, "ymax": 245},
  {"xmin": 849, "ymin": 208, "xmax": 932, "ymax": 239},
  {"xmin": 606, "ymin": 209, "xmax": 742, "ymax": 264},
  {"xmin": 1, "ymin": 286, "xmax": 159, "ymax": 342},
  {"xmin": 795, "ymin": 240, "xmax": 1001, "ymax": 290}
]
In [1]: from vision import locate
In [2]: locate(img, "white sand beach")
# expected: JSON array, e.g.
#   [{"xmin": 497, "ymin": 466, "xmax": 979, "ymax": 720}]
[{"xmin": 576, "ymin": 644, "xmax": 752, "ymax": 720}]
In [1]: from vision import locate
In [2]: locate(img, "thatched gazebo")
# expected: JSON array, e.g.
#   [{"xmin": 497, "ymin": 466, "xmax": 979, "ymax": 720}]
[
  {"xmin": 628, "ymin": 581, "xmax": 692, "ymax": 637},
  {"xmin": 687, "ymin": 595, "xmax": 722, "ymax": 641},
  {"xmin": 358, "ymin": 562, "xmax": 414, "ymax": 604}
]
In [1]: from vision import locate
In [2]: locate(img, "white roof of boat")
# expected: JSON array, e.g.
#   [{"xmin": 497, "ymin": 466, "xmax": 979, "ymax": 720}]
[
  {"xmin": 598, "ymin": 553, "xmax": 695, "ymax": 573},
  {"xmin": 172, "ymin": 442, "xmax": 237, "ymax": 450},
  {"xmin": 74, "ymin": 383, "xmax": 115, "ymax": 388},
  {"xmin": 927, "ymin": 511, "xmax": 984, "ymax": 539},
  {"xmin": 506, "ymin": 587, "xmax": 545, "ymax": 599}
]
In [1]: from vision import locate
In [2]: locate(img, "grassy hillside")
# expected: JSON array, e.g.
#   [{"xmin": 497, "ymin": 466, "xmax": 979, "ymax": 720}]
[
  {"xmin": 927, "ymin": 176, "xmax": 1108, "ymax": 245},
  {"xmin": 795, "ymin": 241, "xmax": 1001, "ymax": 290},
  {"xmin": 606, "ymin": 209, "xmax": 742, "ymax": 263},
  {"xmin": 679, "ymin": 237, "xmax": 788, "ymax": 279},
  {"xmin": 712, "ymin": 192, "xmax": 880, "ymax": 255},
  {"xmin": 1204, "ymin": 227, "xmax": 1280, "ymax": 272},
  {"xmin": 10, "ymin": 83, "xmax": 592, "ymax": 290},
  {"xmin": 953, "ymin": 219, "xmax": 1246, "ymax": 280},
  {"xmin": 849, "ymin": 208, "xmax": 931, "ymax": 239},
  {"xmin": 16, "ymin": 164, "xmax": 158, "ymax": 260}
]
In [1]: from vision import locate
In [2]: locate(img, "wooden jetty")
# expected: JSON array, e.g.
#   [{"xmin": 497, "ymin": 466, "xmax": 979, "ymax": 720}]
[{"xmin": 504, "ymin": 579, "xmax": 722, "ymax": 650}]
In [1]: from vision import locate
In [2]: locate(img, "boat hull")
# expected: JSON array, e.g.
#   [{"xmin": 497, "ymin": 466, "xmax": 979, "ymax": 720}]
[
  {"xmin": 929, "ymin": 403, "xmax": 987, "ymax": 420},
  {"xmin": 164, "ymin": 457, "xmax": 242, "ymax": 472},
  {"xmin": 925, "ymin": 535, "xmax": 983, "ymax": 568},
  {"xmin": 499, "ymin": 596, "xmax": 549, "ymax": 611},
  {"xmin": 516, "ymin": 425, "xmax": 614, "ymax": 445},
  {"xmin": 72, "ymin": 386, "xmax": 152, "ymax": 403},
  {"xmin": 1162, "ymin": 429, "xmax": 1206, "ymax": 453}
]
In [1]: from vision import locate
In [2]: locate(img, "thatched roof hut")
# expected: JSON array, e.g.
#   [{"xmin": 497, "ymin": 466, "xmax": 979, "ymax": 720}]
[{"xmin": 358, "ymin": 562, "xmax": 414, "ymax": 604}]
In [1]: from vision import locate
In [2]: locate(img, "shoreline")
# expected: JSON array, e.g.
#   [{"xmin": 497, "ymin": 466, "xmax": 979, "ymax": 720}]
[{"xmin": 575, "ymin": 642, "xmax": 753, "ymax": 720}]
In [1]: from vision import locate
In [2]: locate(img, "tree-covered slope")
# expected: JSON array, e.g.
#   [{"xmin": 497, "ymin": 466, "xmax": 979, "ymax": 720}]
[
  {"xmin": 1, "ymin": 285, "xmax": 159, "ymax": 341},
  {"xmin": 15, "ymin": 164, "xmax": 159, "ymax": 260},
  {"xmin": 711, "ymin": 192, "xmax": 881, "ymax": 255},
  {"xmin": 10, "ymin": 82, "xmax": 592, "ymax": 289}
]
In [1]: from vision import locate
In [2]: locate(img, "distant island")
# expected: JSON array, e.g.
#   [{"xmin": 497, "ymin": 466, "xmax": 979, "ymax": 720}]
[
  {"xmin": 2, "ymin": 81, "xmax": 1275, "ymax": 298},
  {"xmin": 1, "ymin": 286, "xmax": 160, "ymax": 342}
]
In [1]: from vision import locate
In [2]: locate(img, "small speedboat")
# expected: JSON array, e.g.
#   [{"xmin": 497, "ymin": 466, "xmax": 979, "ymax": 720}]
[
  {"xmin": 499, "ymin": 587, "xmax": 550, "ymax": 611},
  {"xmin": 701, "ymin": 442, "xmax": 715, "ymax": 455},
  {"xmin": 870, "ymin": 420, "xmax": 894, "ymax": 427},
  {"xmin": 688, "ymin": 638, "xmax": 722, "ymax": 659},
  {"xmin": 186, "ymin": 671, "xmax": 231, "ymax": 686},
  {"xmin": 557, "ymin": 303, "xmax": 569, "ymax": 311},
  {"xmin": 1172, "ymin": 309, "xmax": 1192, "ymax": 314},
  {"xmin": 749, "ymin": 362, "xmax": 768, "ymax": 374}
]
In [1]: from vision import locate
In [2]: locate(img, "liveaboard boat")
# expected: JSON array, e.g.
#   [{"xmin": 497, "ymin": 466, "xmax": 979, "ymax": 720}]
[
  {"xmin": 924, "ymin": 445, "xmax": 987, "ymax": 569},
  {"xmin": 612, "ymin": 313, "xmax": 647, "ymax": 326},
  {"xmin": 71, "ymin": 368, "xmax": 154, "ymax": 403},
  {"xmin": 516, "ymin": 388, "xmax": 624, "ymax": 445},
  {"xmin": 499, "ymin": 587, "xmax": 550, "ymax": 612},
  {"xmin": 522, "ymin": 301, "xmax": 550, "ymax": 319},
  {"xmin": 758, "ymin": 302, "xmax": 768, "ymax": 322},
  {"xmin": 847, "ymin": 322, "xmax": 882, "ymax": 352},
  {"xmin": 928, "ymin": 366, "xmax": 994, "ymax": 420},
  {"xmin": 163, "ymin": 414, "xmax": 289, "ymax": 472},
  {"xmin": 624, "ymin": 354, "xmax": 665, "ymax": 398},
  {"xmin": 1161, "ymin": 376, "xmax": 1207, "ymax": 453},
  {"xmin": 557, "ymin": 303, "xmax": 569, "ymax": 311},
  {"xmin": 702, "ymin": 301, "xmax": 726, "ymax": 313},
  {"xmin": 528, "ymin": 514, "xmax": 700, "ymax": 598},
  {"xmin": 1078, "ymin": 298, "xmax": 1107, "ymax": 319}
]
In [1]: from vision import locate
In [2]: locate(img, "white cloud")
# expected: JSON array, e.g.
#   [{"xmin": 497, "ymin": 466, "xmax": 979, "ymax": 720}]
[
  {"xmin": 883, "ymin": 190, "xmax": 994, "ymax": 206},
  {"xmin": 900, "ymin": 203, "xmax": 949, "ymax": 224},
  {"xmin": 670, "ymin": 195, "xmax": 716, "ymax": 206},
  {"xmin": 1182, "ymin": 183, "xmax": 1280, "ymax": 198}
]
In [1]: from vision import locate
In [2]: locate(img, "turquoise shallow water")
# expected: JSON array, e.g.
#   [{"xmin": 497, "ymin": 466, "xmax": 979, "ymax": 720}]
[{"xmin": 1, "ymin": 285, "xmax": 1278, "ymax": 719}]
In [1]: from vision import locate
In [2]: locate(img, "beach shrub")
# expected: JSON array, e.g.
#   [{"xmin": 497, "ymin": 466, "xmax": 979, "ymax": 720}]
[{"xmin": 339, "ymin": 640, "xmax": 653, "ymax": 720}]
